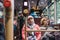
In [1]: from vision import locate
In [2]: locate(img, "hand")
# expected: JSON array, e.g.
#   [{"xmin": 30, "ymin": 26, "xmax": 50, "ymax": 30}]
[
  {"xmin": 28, "ymin": 32, "xmax": 32, "ymax": 34},
  {"xmin": 14, "ymin": 36, "xmax": 16, "ymax": 39}
]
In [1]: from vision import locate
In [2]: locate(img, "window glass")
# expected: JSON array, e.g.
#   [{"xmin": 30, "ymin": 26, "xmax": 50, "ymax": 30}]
[{"xmin": 56, "ymin": 0, "xmax": 60, "ymax": 24}]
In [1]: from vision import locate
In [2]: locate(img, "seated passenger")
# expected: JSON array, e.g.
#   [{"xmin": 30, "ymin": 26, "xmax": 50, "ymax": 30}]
[
  {"xmin": 40, "ymin": 17, "xmax": 55, "ymax": 40},
  {"xmin": 22, "ymin": 16, "xmax": 41, "ymax": 40},
  {"xmin": 40, "ymin": 17, "xmax": 53, "ymax": 30}
]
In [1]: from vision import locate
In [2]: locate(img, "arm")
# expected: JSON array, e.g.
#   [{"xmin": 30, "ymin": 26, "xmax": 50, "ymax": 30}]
[
  {"xmin": 35, "ymin": 25, "xmax": 41, "ymax": 40},
  {"xmin": 22, "ymin": 26, "xmax": 25, "ymax": 40},
  {"xmin": 36, "ymin": 32, "xmax": 41, "ymax": 40},
  {"xmin": 22, "ymin": 25, "xmax": 28, "ymax": 40}
]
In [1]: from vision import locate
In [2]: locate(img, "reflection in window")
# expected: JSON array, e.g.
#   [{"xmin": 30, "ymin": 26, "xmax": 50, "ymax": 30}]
[
  {"xmin": 49, "ymin": 3, "xmax": 54, "ymax": 24},
  {"xmin": 43, "ymin": 0, "xmax": 54, "ymax": 24},
  {"xmin": 57, "ymin": 0, "xmax": 60, "ymax": 24}
]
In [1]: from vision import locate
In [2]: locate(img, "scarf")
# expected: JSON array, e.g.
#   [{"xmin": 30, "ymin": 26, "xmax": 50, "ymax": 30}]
[{"xmin": 27, "ymin": 23, "xmax": 36, "ymax": 40}]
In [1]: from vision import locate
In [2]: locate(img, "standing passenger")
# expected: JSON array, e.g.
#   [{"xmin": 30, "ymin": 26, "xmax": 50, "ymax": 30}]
[{"xmin": 18, "ymin": 11, "xmax": 25, "ymax": 40}]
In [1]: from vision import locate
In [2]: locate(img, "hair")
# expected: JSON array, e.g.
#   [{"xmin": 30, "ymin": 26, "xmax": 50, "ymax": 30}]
[
  {"xmin": 40, "ymin": 17, "xmax": 47, "ymax": 25},
  {"xmin": 41, "ymin": 18, "xmax": 45, "ymax": 25}
]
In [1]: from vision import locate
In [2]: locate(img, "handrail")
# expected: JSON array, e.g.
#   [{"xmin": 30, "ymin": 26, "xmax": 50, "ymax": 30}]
[{"xmin": 26, "ymin": 30, "xmax": 60, "ymax": 32}]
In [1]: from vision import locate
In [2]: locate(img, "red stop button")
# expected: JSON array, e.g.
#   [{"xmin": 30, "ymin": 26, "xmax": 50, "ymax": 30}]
[{"xmin": 4, "ymin": 1, "xmax": 11, "ymax": 7}]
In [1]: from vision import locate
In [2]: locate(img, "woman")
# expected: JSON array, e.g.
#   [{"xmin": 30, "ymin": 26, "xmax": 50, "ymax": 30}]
[
  {"xmin": 40, "ymin": 17, "xmax": 55, "ymax": 40},
  {"xmin": 22, "ymin": 16, "xmax": 41, "ymax": 40}
]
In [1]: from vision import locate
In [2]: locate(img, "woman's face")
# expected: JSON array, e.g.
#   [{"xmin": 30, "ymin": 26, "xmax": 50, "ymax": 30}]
[
  {"xmin": 27, "ymin": 18, "xmax": 34, "ymax": 25},
  {"xmin": 43, "ymin": 18, "xmax": 49, "ymax": 26}
]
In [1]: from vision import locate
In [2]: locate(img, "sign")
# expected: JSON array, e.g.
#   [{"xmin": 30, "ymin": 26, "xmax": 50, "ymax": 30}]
[
  {"xmin": 4, "ymin": 1, "xmax": 11, "ymax": 7},
  {"xmin": 24, "ymin": 2, "xmax": 28, "ymax": 6}
]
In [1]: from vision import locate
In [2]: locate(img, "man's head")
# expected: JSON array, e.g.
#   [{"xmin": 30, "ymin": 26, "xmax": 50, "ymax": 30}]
[
  {"xmin": 27, "ymin": 16, "xmax": 34, "ymax": 25},
  {"xmin": 18, "ymin": 11, "xmax": 23, "ymax": 16}
]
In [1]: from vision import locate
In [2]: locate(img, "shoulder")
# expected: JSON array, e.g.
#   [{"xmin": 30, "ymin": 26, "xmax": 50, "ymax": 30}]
[
  {"xmin": 47, "ymin": 27, "xmax": 54, "ymax": 30},
  {"xmin": 34, "ymin": 24, "xmax": 40, "ymax": 29},
  {"xmin": 40, "ymin": 27, "xmax": 46, "ymax": 30}
]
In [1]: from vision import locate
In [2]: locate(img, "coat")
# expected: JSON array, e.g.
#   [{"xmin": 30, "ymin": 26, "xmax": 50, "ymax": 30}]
[
  {"xmin": 22, "ymin": 24, "xmax": 41, "ymax": 40},
  {"xmin": 54, "ymin": 31, "xmax": 60, "ymax": 40},
  {"xmin": 41, "ymin": 27, "xmax": 55, "ymax": 40}
]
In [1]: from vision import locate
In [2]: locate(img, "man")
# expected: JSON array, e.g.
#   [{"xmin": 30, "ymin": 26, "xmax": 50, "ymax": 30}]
[
  {"xmin": 18, "ymin": 11, "xmax": 25, "ymax": 40},
  {"xmin": 22, "ymin": 16, "xmax": 41, "ymax": 40}
]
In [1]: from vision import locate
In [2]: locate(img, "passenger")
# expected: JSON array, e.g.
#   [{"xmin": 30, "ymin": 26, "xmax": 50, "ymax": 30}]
[
  {"xmin": 0, "ymin": 23, "xmax": 5, "ymax": 40},
  {"xmin": 40, "ymin": 17, "xmax": 52, "ymax": 29},
  {"xmin": 40, "ymin": 17, "xmax": 55, "ymax": 40},
  {"xmin": 14, "ymin": 17, "xmax": 17, "ymax": 31},
  {"xmin": 14, "ymin": 17, "xmax": 17, "ymax": 40},
  {"xmin": 18, "ymin": 11, "xmax": 25, "ymax": 40},
  {"xmin": 22, "ymin": 16, "xmax": 41, "ymax": 40}
]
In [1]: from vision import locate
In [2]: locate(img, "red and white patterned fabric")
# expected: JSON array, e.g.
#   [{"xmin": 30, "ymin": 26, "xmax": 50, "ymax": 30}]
[{"xmin": 22, "ymin": 24, "xmax": 41, "ymax": 40}]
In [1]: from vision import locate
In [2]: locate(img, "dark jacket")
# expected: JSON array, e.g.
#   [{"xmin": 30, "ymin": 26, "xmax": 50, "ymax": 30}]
[
  {"xmin": 41, "ymin": 27, "xmax": 55, "ymax": 40},
  {"xmin": 0, "ymin": 23, "xmax": 4, "ymax": 40},
  {"xmin": 18, "ymin": 16, "xmax": 25, "ymax": 39},
  {"xmin": 54, "ymin": 31, "xmax": 60, "ymax": 40}
]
